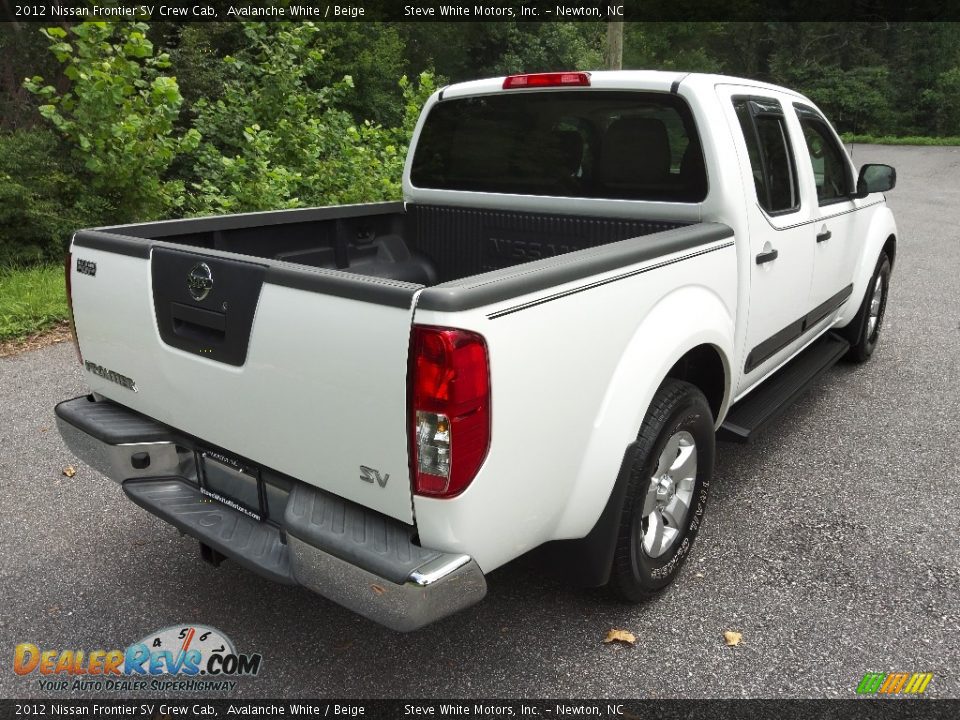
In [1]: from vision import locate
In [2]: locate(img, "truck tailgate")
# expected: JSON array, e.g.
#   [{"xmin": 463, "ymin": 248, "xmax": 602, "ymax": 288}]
[{"xmin": 69, "ymin": 236, "xmax": 420, "ymax": 524}]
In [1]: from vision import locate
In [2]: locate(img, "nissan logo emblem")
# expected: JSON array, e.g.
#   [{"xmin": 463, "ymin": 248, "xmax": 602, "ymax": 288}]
[{"xmin": 187, "ymin": 262, "xmax": 213, "ymax": 301}]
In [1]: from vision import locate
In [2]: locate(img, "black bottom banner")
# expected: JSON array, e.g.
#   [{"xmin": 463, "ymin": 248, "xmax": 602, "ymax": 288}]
[{"xmin": 2, "ymin": 699, "xmax": 960, "ymax": 720}]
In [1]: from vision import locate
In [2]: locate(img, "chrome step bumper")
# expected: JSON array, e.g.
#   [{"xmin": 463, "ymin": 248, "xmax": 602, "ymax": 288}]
[{"xmin": 55, "ymin": 396, "xmax": 486, "ymax": 632}]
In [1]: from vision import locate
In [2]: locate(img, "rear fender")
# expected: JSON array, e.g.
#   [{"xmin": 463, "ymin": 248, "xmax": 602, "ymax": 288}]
[{"xmin": 553, "ymin": 285, "xmax": 734, "ymax": 541}]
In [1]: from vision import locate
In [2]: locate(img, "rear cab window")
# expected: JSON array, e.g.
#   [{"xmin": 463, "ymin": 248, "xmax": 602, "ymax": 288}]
[
  {"xmin": 731, "ymin": 96, "xmax": 800, "ymax": 216},
  {"xmin": 410, "ymin": 91, "xmax": 708, "ymax": 203}
]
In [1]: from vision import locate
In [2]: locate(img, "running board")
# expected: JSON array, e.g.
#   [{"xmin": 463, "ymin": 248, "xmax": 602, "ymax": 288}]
[{"xmin": 719, "ymin": 334, "xmax": 850, "ymax": 443}]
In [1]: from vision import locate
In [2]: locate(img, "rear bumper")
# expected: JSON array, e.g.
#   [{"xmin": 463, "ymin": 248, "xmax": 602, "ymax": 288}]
[{"xmin": 55, "ymin": 396, "xmax": 486, "ymax": 632}]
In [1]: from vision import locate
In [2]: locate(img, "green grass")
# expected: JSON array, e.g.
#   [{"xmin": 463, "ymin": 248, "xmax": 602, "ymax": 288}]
[
  {"xmin": 841, "ymin": 133, "xmax": 960, "ymax": 146},
  {"xmin": 0, "ymin": 264, "xmax": 69, "ymax": 343}
]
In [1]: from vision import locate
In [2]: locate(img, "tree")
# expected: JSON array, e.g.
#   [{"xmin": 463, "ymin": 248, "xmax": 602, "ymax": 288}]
[
  {"xmin": 607, "ymin": 21, "xmax": 623, "ymax": 70},
  {"xmin": 922, "ymin": 67, "xmax": 960, "ymax": 136},
  {"xmin": 24, "ymin": 21, "xmax": 199, "ymax": 221},
  {"xmin": 186, "ymin": 22, "xmax": 435, "ymax": 214},
  {"xmin": 623, "ymin": 22, "xmax": 727, "ymax": 73},
  {"xmin": 399, "ymin": 22, "xmax": 603, "ymax": 81}
]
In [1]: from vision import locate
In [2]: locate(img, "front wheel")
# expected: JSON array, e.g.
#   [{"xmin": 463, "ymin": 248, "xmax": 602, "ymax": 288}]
[
  {"xmin": 608, "ymin": 379, "xmax": 714, "ymax": 602},
  {"xmin": 844, "ymin": 252, "xmax": 891, "ymax": 363}
]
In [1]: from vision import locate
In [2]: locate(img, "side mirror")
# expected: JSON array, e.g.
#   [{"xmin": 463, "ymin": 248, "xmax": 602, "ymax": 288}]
[{"xmin": 856, "ymin": 164, "xmax": 896, "ymax": 198}]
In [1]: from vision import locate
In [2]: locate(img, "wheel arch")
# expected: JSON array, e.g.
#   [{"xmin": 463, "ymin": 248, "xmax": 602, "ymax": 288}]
[
  {"xmin": 883, "ymin": 232, "xmax": 897, "ymax": 269},
  {"xmin": 665, "ymin": 343, "xmax": 729, "ymax": 423}
]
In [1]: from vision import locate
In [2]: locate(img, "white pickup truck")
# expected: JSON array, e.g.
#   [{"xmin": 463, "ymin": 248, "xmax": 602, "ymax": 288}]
[{"xmin": 56, "ymin": 71, "xmax": 897, "ymax": 631}]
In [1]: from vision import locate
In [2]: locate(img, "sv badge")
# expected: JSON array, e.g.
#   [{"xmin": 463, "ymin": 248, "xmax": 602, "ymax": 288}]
[{"xmin": 359, "ymin": 465, "xmax": 390, "ymax": 488}]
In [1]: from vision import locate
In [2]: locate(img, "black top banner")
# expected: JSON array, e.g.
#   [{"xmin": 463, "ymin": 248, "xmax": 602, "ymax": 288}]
[{"xmin": 3, "ymin": 0, "xmax": 960, "ymax": 23}]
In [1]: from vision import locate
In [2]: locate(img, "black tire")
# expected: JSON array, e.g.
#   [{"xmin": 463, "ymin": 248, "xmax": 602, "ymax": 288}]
[
  {"xmin": 608, "ymin": 379, "xmax": 714, "ymax": 602},
  {"xmin": 843, "ymin": 253, "xmax": 891, "ymax": 364}
]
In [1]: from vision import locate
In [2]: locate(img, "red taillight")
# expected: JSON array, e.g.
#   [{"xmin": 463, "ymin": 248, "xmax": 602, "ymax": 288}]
[
  {"xmin": 502, "ymin": 72, "xmax": 591, "ymax": 90},
  {"xmin": 410, "ymin": 326, "xmax": 490, "ymax": 498},
  {"xmin": 65, "ymin": 251, "xmax": 81, "ymax": 363}
]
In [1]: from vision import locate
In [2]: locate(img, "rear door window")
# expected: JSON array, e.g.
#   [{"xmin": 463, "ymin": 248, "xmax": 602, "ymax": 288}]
[
  {"xmin": 411, "ymin": 91, "xmax": 707, "ymax": 202},
  {"xmin": 732, "ymin": 97, "xmax": 800, "ymax": 215}
]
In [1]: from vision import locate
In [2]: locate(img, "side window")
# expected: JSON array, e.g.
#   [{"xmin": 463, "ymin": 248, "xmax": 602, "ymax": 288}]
[
  {"xmin": 795, "ymin": 105, "xmax": 853, "ymax": 204},
  {"xmin": 732, "ymin": 97, "xmax": 800, "ymax": 215}
]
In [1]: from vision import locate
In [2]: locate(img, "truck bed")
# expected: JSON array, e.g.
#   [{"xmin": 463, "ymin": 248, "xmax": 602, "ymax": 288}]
[{"xmin": 88, "ymin": 202, "xmax": 691, "ymax": 288}]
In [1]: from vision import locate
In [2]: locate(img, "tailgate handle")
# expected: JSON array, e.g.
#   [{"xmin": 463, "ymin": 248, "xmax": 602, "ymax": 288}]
[{"xmin": 171, "ymin": 302, "xmax": 226, "ymax": 344}]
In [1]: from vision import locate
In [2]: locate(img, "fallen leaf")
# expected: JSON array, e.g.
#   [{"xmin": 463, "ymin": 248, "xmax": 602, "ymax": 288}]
[
  {"xmin": 603, "ymin": 629, "xmax": 636, "ymax": 646},
  {"xmin": 370, "ymin": 584, "xmax": 386, "ymax": 595},
  {"xmin": 62, "ymin": 465, "xmax": 76, "ymax": 478},
  {"xmin": 723, "ymin": 630, "xmax": 742, "ymax": 647},
  {"xmin": 39, "ymin": 427, "xmax": 49, "ymax": 433}
]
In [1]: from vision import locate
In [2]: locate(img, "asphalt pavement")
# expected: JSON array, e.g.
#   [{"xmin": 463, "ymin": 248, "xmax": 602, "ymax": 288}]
[{"xmin": 1, "ymin": 145, "xmax": 958, "ymax": 700}]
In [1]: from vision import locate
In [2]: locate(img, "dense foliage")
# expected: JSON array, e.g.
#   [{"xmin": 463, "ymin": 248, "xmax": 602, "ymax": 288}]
[
  {"xmin": 0, "ymin": 21, "xmax": 437, "ymax": 265},
  {"xmin": 187, "ymin": 23, "xmax": 433, "ymax": 213},
  {"xmin": 0, "ymin": 128, "xmax": 111, "ymax": 266},
  {"xmin": 1, "ymin": 20, "xmax": 958, "ymax": 266},
  {"xmin": 23, "ymin": 23, "xmax": 199, "ymax": 221}
]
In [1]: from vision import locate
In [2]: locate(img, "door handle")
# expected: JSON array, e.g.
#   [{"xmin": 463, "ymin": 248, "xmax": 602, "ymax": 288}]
[
  {"xmin": 756, "ymin": 248, "xmax": 779, "ymax": 265},
  {"xmin": 816, "ymin": 230, "xmax": 832, "ymax": 243}
]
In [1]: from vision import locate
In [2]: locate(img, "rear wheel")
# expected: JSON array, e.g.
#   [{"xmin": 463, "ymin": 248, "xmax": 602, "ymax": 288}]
[
  {"xmin": 608, "ymin": 379, "xmax": 714, "ymax": 602},
  {"xmin": 844, "ymin": 253, "xmax": 891, "ymax": 363}
]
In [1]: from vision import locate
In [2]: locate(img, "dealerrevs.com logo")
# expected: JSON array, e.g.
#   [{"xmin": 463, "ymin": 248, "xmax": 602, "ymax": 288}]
[{"xmin": 14, "ymin": 625, "xmax": 261, "ymax": 693}]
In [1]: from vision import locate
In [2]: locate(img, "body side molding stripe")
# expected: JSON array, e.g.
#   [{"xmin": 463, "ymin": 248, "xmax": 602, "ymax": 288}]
[
  {"xmin": 487, "ymin": 241, "xmax": 735, "ymax": 319},
  {"xmin": 745, "ymin": 283, "xmax": 854, "ymax": 373},
  {"xmin": 758, "ymin": 199, "xmax": 883, "ymax": 231},
  {"xmin": 805, "ymin": 283, "xmax": 854, "ymax": 329}
]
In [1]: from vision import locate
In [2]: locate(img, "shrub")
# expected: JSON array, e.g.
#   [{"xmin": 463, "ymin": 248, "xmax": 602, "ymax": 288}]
[
  {"xmin": 0, "ymin": 129, "xmax": 111, "ymax": 267},
  {"xmin": 186, "ymin": 22, "xmax": 435, "ymax": 214},
  {"xmin": 23, "ymin": 21, "xmax": 199, "ymax": 222},
  {"xmin": 921, "ymin": 67, "xmax": 960, "ymax": 137}
]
